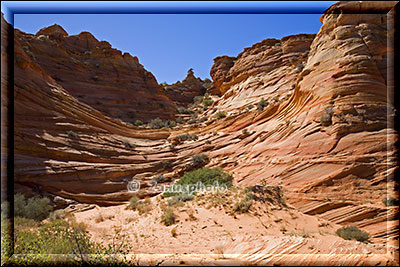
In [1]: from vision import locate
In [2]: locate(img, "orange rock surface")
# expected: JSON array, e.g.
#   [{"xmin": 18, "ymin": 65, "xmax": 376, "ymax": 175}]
[
  {"xmin": 2, "ymin": 1, "xmax": 399, "ymax": 265},
  {"xmin": 15, "ymin": 24, "xmax": 177, "ymax": 123}
]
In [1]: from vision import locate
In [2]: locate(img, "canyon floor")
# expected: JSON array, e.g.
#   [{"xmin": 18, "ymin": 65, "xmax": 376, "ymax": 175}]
[{"xmin": 2, "ymin": 0, "xmax": 399, "ymax": 266}]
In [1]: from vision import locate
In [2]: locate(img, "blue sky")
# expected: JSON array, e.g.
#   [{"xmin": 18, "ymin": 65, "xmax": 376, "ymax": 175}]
[{"xmin": 8, "ymin": 2, "xmax": 336, "ymax": 84}]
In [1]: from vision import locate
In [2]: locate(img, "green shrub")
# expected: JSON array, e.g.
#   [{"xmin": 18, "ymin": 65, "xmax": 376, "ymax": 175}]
[
  {"xmin": 135, "ymin": 120, "xmax": 143, "ymax": 126},
  {"xmin": 215, "ymin": 111, "xmax": 226, "ymax": 120},
  {"xmin": 175, "ymin": 133, "xmax": 198, "ymax": 144},
  {"xmin": 67, "ymin": 130, "xmax": 79, "ymax": 139},
  {"xmin": 200, "ymin": 116, "xmax": 208, "ymax": 122},
  {"xmin": 48, "ymin": 210, "xmax": 66, "ymax": 221},
  {"xmin": 152, "ymin": 174, "xmax": 165, "ymax": 184},
  {"xmin": 320, "ymin": 113, "xmax": 332, "ymax": 126},
  {"xmin": 14, "ymin": 194, "xmax": 52, "ymax": 221},
  {"xmin": 159, "ymin": 160, "xmax": 173, "ymax": 170},
  {"xmin": 177, "ymin": 107, "xmax": 191, "ymax": 114},
  {"xmin": 194, "ymin": 96, "xmax": 203, "ymax": 104},
  {"xmin": 5, "ymin": 218, "xmax": 133, "ymax": 265},
  {"xmin": 257, "ymin": 98, "xmax": 268, "ymax": 111},
  {"xmin": 128, "ymin": 196, "xmax": 139, "ymax": 210},
  {"xmin": 161, "ymin": 208, "xmax": 176, "ymax": 226},
  {"xmin": 149, "ymin": 118, "xmax": 167, "ymax": 129},
  {"xmin": 188, "ymin": 118, "xmax": 198, "ymax": 124},
  {"xmin": 202, "ymin": 98, "xmax": 213, "ymax": 107},
  {"xmin": 233, "ymin": 191, "xmax": 253, "ymax": 213},
  {"xmin": 191, "ymin": 154, "xmax": 210, "ymax": 168},
  {"xmin": 247, "ymin": 104, "xmax": 254, "ymax": 110},
  {"xmin": 179, "ymin": 167, "xmax": 232, "ymax": 193},
  {"xmin": 123, "ymin": 141, "xmax": 135, "ymax": 149},
  {"xmin": 382, "ymin": 196, "xmax": 398, "ymax": 206},
  {"xmin": 128, "ymin": 197, "xmax": 151, "ymax": 215},
  {"xmin": 168, "ymin": 120, "xmax": 177, "ymax": 128},
  {"xmin": 167, "ymin": 193, "xmax": 194, "ymax": 206},
  {"xmin": 336, "ymin": 226, "xmax": 370, "ymax": 243}
]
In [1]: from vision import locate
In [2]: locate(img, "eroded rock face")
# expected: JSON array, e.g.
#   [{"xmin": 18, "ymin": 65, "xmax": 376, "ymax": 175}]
[
  {"xmin": 163, "ymin": 68, "xmax": 212, "ymax": 107},
  {"xmin": 16, "ymin": 24, "xmax": 177, "ymax": 123},
  {"xmin": 203, "ymin": 1, "xmax": 398, "ymax": 242},
  {"xmin": 3, "ymin": 1, "xmax": 398, "ymax": 250}
]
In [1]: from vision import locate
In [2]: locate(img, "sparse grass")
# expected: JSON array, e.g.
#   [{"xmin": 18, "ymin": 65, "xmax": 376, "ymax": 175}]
[
  {"xmin": 161, "ymin": 208, "xmax": 176, "ymax": 226},
  {"xmin": 336, "ymin": 226, "xmax": 370, "ymax": 243},
  {"xmin": 137, "ymin": 198, "xmax": 152, "ymax": 215},
  {"xmin": 215, "ymin": 111, "xmax": 226, "ymax": 120},
  {"xmin": 233, "ymin": 191, "xmax": 253, "ymax": 213}
]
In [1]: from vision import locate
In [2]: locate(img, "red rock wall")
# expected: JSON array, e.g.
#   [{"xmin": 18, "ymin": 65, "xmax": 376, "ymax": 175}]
[
  {"xmin": 16, "ymin": 24, "xmax": 177, "ymax": 123},
  {"xmin": 163, "ymin": 69, "xmax": 211, "ymax": 107}
]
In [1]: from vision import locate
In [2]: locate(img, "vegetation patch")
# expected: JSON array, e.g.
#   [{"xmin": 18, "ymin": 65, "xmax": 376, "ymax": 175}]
[
  {"xmin": 149, "ymin": 118, "xmax": 176, "ymax": 129},
  {"xmin": 161, "ymin": 208, "xmax": 176, "ymax": 226},
  {"xmin": 1, "ymin": 214, "xmax": 133, "ymax": 265},
  {"xmin": 14, "ymin": 193, "xmax": 53, "ymax": 221},
  {"xmin": 233, "ymin": 190, "xmax": 253, "ymax": 213},
  {"xmin": 128, "ymin": 196, "xmax": 152, "ymax": 215},
  {"xmin": 382, "ymin": 196, "xmax": 398, "ymax": 206},
  {"xmin": 336, "ymin": 226, "xmax": 370, "ymax": 243},
  {"xmin": 167, "ymin": 193, "xmax": 194, "ymax": 206},
  {"xmin": 177, "ymin": 107, "xmax": 192, "ymax": 114},
  {"xmin": 164, "ymin": 167, "xmax": 233, "ymax": 198},
  {"xmin": 257, "ymin": 98, "xmax": 268, "ymax": 111},
  {"xmin": 67, "ymin": 130, "xmax": 79, "ymax": 139},
  {"xmin": 215, "ymin": 111, "xmax": 226, "ymax": 120},
  {"xmin": 190, "ymin": 154, "xmax": 210, "ymax": 169}
]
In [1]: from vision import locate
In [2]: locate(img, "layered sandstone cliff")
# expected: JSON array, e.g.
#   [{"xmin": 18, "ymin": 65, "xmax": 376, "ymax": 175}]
[
  {"xmin": 2, "ymin": 1, "xmax": 398, "ymax": 263},
  {"xmin": 162, "ymin": 68, "xmax": 212, "ymax": 107},
  {"xmin": 15, "ymin": 24, "xmax": 177, "ymax": 123}
]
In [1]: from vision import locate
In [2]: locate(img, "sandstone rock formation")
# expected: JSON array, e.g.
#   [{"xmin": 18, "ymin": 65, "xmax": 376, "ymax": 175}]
[
  {"xmin": 2, "ymin": 1, "xmax": 399, "ymax": 264},
  {"xmin": 162, "ymin": 68, "xmax": 212, "ymax": 107},
  {"xmin": 15, "ymin": 24, "xmax": 177, "ymax": 123}
]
